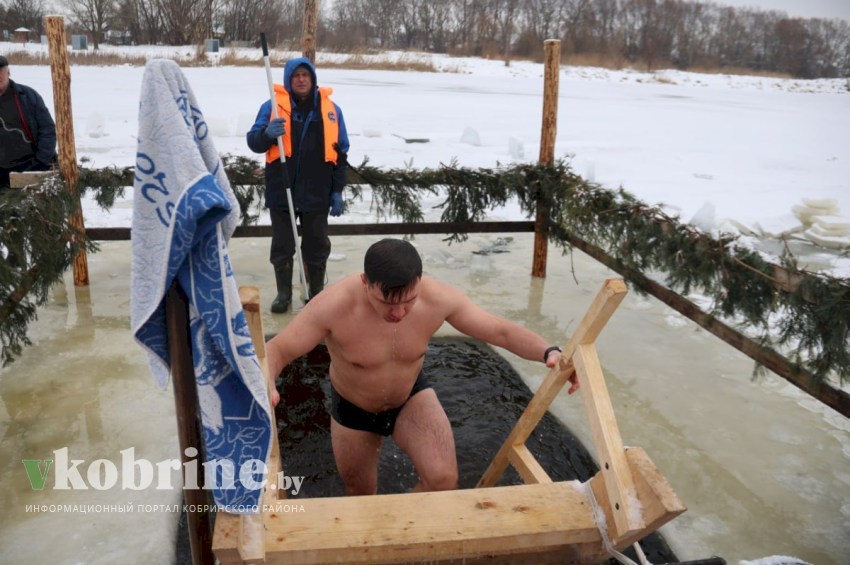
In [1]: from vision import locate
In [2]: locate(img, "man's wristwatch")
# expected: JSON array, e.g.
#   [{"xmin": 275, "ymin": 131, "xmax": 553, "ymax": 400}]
[{"xmin": 543, "ymin": 345, "xmax": 562, "ymax": 362}]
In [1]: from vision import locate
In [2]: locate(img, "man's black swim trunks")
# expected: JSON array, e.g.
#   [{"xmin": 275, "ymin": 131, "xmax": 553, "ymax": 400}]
[{"xmin": 330, "ymin": 372, "xmax": 432, "ymax": 436}]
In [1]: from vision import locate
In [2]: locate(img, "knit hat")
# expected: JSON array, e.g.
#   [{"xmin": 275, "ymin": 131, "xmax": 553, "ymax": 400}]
[{"xmin": 0, "ymin": 56, "xmax": 8, "ymax": 68}]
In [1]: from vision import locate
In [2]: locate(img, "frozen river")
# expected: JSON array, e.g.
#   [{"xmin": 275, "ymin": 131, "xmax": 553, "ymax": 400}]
[{"xmin": 1, "ymin": 43, "xmax": 849, "ymax": 563}]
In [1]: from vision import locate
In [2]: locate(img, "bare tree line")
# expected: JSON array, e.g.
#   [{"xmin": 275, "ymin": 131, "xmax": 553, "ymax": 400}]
[{"xmin": 1, "ymin": 0, "xmax": 848, "ymax": 78}]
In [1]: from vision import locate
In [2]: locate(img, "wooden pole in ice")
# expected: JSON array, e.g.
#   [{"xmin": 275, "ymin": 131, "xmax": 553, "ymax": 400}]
[
  {"xmin": 44, "ymin": 15, "xmax": 89, "ymax": 286},
  {"xmin": 533, "ymin": 39, "xmax": 560, "ymax": 278}
]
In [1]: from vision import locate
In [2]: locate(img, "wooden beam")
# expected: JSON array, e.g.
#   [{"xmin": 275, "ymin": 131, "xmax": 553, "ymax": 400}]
[
  {"xmin": 574, "ymin": 343, "xmax": 642, "ymax": 539},
  {"xmin": 566, "ymin": 234, "xmax": 850, "ymax": 418},
  {"xmin": 263, "ymin": 482, "xmax": 598, "ymax": 564},
  {"xmin": 85, "ymin": 221, "xmax": 535, "ymax": 241},
  {"xmin": 532, "ymin": 39, "xmax": 560, "ymax": 278},
  {"xmin": 258, "ymin": 459, "xmax": 684, "ymax": 565},
  {"xmin": 213, "ymin": 287, "xmax": 281, "ymax": 564},
  {"xmin": 588, "ymin": 447, "xmax": 686, "ymax": 550},
  {"xmin": 45, "ymin": 15, "xmax": 88, "ymax": 286},
  {"xmin": 9, "ymin": 171, "xmax": 53, "ymax": 189},
  {"xmin": 478, "ymin": 279, "xmax": 628, "ymax": 488},
  {"xmin": 166, "ymin": 283, "xmax": 215, "ymax": 565},
  {"xmin": 508, "ymin": 444, "xmax": 553, "ymax": 485}
]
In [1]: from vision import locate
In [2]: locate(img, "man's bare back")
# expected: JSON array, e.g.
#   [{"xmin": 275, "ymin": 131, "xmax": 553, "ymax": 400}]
[{"xmin": 265, "ymin": 239, "xmax": 572, "ymax": 495}]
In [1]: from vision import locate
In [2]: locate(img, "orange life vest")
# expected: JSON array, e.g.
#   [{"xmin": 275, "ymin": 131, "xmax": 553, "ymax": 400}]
[{"xmin": 265, "ymin": 85, "xmax": 340, "ymax": 165}]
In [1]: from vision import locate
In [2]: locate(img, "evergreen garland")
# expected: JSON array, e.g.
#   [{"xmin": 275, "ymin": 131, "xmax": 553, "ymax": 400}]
[
  {"xmin": 1, "ymin": 159, "xmax": 847, "ymax": 386},
  {"xmin": 349, "ymin": 160, "xmax": 850, "ymax": 383},
  {"xmin": 1, "ymin": 176, "xmax": 95, "ymax": 366}
]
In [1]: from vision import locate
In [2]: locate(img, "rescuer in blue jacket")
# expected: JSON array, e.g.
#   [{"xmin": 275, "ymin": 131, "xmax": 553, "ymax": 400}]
[{"xmin": 247, "ymin": 57, "xmax": 349, "ymax": 313}]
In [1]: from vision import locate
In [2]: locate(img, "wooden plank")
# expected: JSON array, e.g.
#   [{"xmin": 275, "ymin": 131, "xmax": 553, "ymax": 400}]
[
  {"xmin": 165, "ymin": 283, "xmax": 216, "ymax": 565},
  {"xmin": 212, "ymin": 513, "xmax": 243, "ymax": 565},
  {"xmin": 478, "ymin": 279, "xmax": 628, "ymax": 488},
  {"xmin": 566, "ymin": 235, "xmax": 850, "ymax": 418},
  {"xmin": 574, "ymin": 343, "xmax": 643, "ymax": 540},
  {"xmin": 263, "ymin": 482, "xmax": 599, "ymax": 564},
  {"xmin": 239, "ymin": 286, "xmax": 265, "ymax": 358},
  {"xmin": 477, "ymin": 359, "xmax": 575, "ymax": 488},
  {"xmin": 8, "ymin": 171, "xmax": 53, "ymax": 189},
  {"xmin": 87, "ymin": 221, "xmax": 535, "ymax": 241},
  {"xmin": 588, "ymin": 447, "xmax": 686, "ymax": 549},
  {"xmin": 508, "ymin": 444, "xmax": 553, "ymax": 485},
  {"xmin": 213, "ymin": 287, "xmax": 281, "ymax": 564}
]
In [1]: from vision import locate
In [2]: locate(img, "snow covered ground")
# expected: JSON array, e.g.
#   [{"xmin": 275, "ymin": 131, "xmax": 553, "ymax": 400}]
[
  {"xmin": 3, "ymin": 41, "xmax": 849, "ymax": 273},
  {"xmin": 1, "ymin": 41, "xmax": 849, "ymax": 565}
]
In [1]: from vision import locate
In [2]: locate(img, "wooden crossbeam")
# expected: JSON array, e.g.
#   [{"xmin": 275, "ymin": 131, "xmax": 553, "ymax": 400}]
[
  {"xmin": 9, "ymin": 171, "xmax": 53, "ymax": 189},
  {"xmin": 243, "ymin": 448, "xmax": 683, "ymax": 564},
  {"xmin": 590, "ymin": 447, "xmax": 686, "ymax": 549},
  {"xmin": 264, "ymin": 482, "xmax": 598, "ymax": 563},
  {"xmin": 508, "ymin": 444, "xmax": 553, "ymax": 485}
]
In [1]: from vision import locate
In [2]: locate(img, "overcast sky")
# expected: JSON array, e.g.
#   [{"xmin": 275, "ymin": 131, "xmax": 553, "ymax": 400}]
[{"xmin": 711, "ymin": 0, "xmax": 850, "ymax": 20}]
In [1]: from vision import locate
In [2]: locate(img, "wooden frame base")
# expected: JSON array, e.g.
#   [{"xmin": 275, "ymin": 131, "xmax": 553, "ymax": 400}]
[{"xmin": 212, "ymin": 280, "xmax": 686, "ymax": 564}]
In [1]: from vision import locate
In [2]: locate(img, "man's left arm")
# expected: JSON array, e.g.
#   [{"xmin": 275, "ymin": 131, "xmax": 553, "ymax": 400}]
[
  {"xmin": 331, "ymin": 103, "xmax": 349, "ymax": 193},
  {"xmin": 445, "ymin": 287, "xmax": 577, "ymax": 391},
  {"xmin": 444, "ymin": 284, "xmax": 555, "ymax": 364}
]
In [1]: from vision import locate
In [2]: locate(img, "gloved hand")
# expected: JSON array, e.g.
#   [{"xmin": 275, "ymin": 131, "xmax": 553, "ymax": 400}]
[
  {"xmin": 265, "ymin": 118, "xmax": 286, "ymax": 139},
  {"xmin": 329, "ymin": 191, "xmax": 344, "ymax": 217}
]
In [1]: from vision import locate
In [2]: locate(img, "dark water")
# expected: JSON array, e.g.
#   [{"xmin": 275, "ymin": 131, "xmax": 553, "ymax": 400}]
[{"xmin": 271, "ymin": 337, "xmax": 678, "ymax": 563}]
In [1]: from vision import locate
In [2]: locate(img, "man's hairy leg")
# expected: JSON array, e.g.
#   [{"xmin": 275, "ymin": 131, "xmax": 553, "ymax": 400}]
[
  {"xmin": 331, "ymin": 418, "xmax": 383, "ymax": 495},
  {"xmin": 393, "ymin": 388, "xmax": 458, "ymax": 492}
]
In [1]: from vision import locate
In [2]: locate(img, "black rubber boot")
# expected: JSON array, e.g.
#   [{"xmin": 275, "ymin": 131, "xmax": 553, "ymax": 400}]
[
  {"xmin": 270, "ymin": 260, "xmax": 293, "ymax": 313},
  {"xmin": 305, "ymin": 263, "xmax": 326, "ymax": 302}
]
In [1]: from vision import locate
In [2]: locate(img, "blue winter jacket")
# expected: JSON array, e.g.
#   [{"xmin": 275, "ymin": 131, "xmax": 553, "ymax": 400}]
[
  {"xmin": 246, "ymin": 58, "xmax": 349, "ymax": 213},
  {"xmin": 9, "ymin": 80, "xmax": 57, "ymax": 167}
]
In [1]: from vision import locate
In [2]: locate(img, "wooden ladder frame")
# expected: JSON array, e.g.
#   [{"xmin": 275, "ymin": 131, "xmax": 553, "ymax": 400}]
[{"xmin": 213, "ymin": 279, "xmax": 685, "ymax": 564}]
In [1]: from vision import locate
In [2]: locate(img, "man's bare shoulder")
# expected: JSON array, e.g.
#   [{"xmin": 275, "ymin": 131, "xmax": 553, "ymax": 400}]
[
  {"xmin": 418, "ymin": 275, "xmax": 468, "ymax": 310},
  {"xmin": 296, "ymin": 273, "xmax": 361, "ymax": 321}
]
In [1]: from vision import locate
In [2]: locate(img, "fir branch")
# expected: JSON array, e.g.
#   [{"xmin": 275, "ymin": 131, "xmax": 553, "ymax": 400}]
[{"xmin": 1, "ymin": 176, "xmax": 96, "ymax": 366}]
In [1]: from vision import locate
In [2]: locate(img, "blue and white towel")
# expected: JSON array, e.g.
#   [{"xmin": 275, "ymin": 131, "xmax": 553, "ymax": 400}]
[{"xmin": 130, "ymin": 59, "xmax": 272, "ymax": 514}]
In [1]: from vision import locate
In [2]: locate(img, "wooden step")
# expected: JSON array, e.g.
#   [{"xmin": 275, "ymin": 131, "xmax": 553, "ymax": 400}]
[{"xmin": 264, "ymin": 481, "xmax": 597, "ymax": 564}]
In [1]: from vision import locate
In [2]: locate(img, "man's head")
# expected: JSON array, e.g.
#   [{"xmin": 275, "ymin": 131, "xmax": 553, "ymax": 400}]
[
  {"xmin": 283, "ymin": 57, "xmax": 316, "ymax": 101},
  {"xmin": 362, "ymin": 239, "xmax": 423, "ymax": 322},
  {"xmin": 290, "ymin": 64, "xmax": 313, "ymax": 99},
  {"xmin": 0, "ymin": 56, "xmax": 10, "ymax": 95}
]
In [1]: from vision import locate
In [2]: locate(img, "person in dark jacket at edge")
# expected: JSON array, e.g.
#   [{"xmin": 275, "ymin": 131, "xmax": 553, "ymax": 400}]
[
  {"xmin": 0, "ymin": 55, "xmax": 57, "ymax": 267},
  {"xmin": 247, "ymin": 57, "xmax": 350, "ymax": 313}
]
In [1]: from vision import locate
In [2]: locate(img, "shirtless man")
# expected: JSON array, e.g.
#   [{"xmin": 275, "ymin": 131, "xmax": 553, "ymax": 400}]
[{"xmin": 266, "ymin": 238, "xmax": 577, "ymax": 495}]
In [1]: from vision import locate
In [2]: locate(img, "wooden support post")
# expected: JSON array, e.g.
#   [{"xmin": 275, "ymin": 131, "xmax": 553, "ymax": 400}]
[
  {"xmin": 508, "ymin": 444, "xmax": 553, "ymax": 485},
  {"xmin": 574, "ymin": 343, "xmax": 643, "ymax": 539},
  {"xmin": 166, "ymin": 283, "xmax": 215, "ymax": 565},
  {"xmin": 212, "ymin": 286, "xmax": 280, "ymax": 565},
  {"xmin": 44, "ymin": 15, "xmax": 89, "ymax": 286},
  {"xmin": 532, "ymin": 39, "xmax": 560, "ymax": 278},
  {"xmin": 478, "ymin": 279, "xmax": 627, "ymax": 488},
  {"xmin": 301, "ymin": 0, "xmax": 318, "ymax": 63}
]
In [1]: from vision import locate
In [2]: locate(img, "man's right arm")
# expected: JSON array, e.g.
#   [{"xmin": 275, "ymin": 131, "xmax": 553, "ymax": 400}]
[
  {"xmin": 246, "ymin": 100, "xmax": 275, "ymax": 153},
  {"xmin": 265, "ymin": 304, "xmax": 332, "ymax": 404}
]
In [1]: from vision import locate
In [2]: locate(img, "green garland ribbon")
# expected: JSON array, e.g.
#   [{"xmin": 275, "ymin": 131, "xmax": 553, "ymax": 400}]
[{"xmin": 1, "ymin": 158, "xmax": 847, "ymax": 385}]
